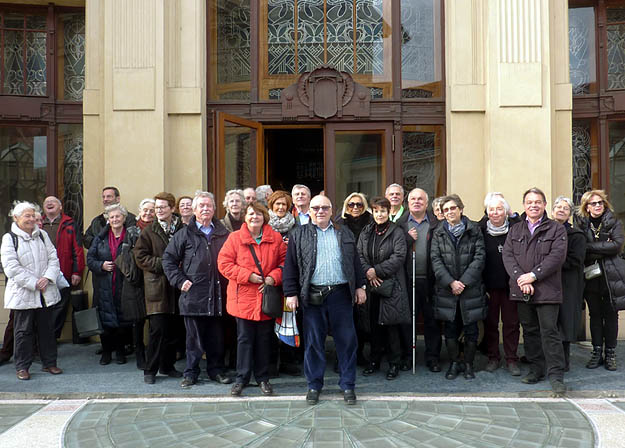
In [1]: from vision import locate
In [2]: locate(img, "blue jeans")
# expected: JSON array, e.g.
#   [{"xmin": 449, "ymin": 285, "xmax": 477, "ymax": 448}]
[{"xmin": 303, "ymin": 284, "xmax": 357, "ymax": 391}]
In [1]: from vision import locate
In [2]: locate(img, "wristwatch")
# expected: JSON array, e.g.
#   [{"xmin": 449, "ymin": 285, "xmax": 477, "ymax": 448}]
[{"xmin": 360, "ymin": 284, "xmax": 367, "ymax": 290}]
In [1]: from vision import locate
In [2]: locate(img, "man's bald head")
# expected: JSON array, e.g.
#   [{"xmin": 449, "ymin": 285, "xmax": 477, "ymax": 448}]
[{"xmin": 310, "ymin": 195, "xmax": 332, "ymax": 228}]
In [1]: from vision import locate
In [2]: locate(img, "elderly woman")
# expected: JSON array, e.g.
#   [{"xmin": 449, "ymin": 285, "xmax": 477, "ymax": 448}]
[
  {"xmin": 431, "ymin": 197, "xmax": 446, "ymax": 221},
  {"xmin": 218, "ymin": 202, "xmax": 287, "ymax": 397},
  {"xmin": 574, "ymin": 190, "xmax": 625, "ymax": 371},
  {"xmin": 480, "ymin": 194, "xmax": 521, "ymax": 375},
  {"xmin": 267, "ymin": 190, "xmax": 295, "ymax": 240},
  {"xmin": 1, "ymin": 202, "xmax": 63, "ymax": 380},
  {"xmin": 552, "ymin": 196, "xmax": 586, "ymax": 372},
  {"xmin": 176, "ymin": 196, "xmax": 193, "ymax": 226},
  {"xmin": 221, "ymin": 189, "xmax": 245, "ymax": 232},
  {"xmin": 357, "ymin": 196, "xmax": 410, "ymax": 380},
  {"xmin": 336, "ymin": 192, "xmax": 373, "ymax": 242},
  {"xmin": 115, "ymin": 198, "xmax": 154, "ymax": 370},
  {"xmin": 431, "ymin": 194, "xmax": 486, "ymax": 380},
  {"xmin": 87, "ymin": 203, "xmax": 131, "ymax": 366}
]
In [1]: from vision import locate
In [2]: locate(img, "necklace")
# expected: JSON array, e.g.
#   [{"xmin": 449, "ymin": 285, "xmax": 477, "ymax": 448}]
[{"xmin": 375, "ymin": 222, "xmax": 390, "ymax": 236}]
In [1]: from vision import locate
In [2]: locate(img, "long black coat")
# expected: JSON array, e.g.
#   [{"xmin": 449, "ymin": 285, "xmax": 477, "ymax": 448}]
[
  {"xmin": 356, "ymin": 221, "xmax": 410, "ymax": 328},
  {"xmin": 575, "ymin": 210, "xmax": 625, "ymax": 310},
  {"xmin": 162, "ymin": 217, "xmax": 229, "ymax": 317},
  {"xmin": 430, "ymin": 217, "xmax": 487, "ymax": 324},
  {"xmin": 87, "ymin": 226, "xmax": 128, "ymax": 328},
  {"xmin": 559, "ymin": 223, "xmax": 586, "ymax": 342},
  {"xmin": 114, "ymin": 225, "xmax": 145, "ymax": 321}
]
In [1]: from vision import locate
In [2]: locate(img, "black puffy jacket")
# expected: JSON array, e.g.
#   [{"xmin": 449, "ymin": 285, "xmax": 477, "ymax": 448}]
[
  {"xmin": 162, "ymin": 216, "xmax": 229, "ymax": 316},
  {"xmin": 430, "ymin": 217, "xmax": 487, "ymax": 324},
  {"xmin": 575, "ymin": 210, "xmax": 625, "ymax": 310},
  {"xmin": 283, "ymin": 221, "xmax": 366, "ymax": 307},
  {"xmin": 357, "ymin": 221, "xmax": 410, "ymax": 326}
]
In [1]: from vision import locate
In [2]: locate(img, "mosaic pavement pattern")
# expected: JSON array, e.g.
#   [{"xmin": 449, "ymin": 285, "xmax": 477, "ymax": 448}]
[
  {"xmin": 0, "ymin": 403, "xmax": 44, "ymax": 434},
  {"xmin": 63, "ymin": 400, "xmax": 595, "ymax": 448}
]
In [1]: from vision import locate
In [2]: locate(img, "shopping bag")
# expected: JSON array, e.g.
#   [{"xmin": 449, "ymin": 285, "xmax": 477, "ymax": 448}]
[
  {"xmin": 74, "ymin": 307, "xmax": 104, "ymax": 338},
  {"xmin": 274, "ymin": 303, "xmax": 300, "ymax": 347}
]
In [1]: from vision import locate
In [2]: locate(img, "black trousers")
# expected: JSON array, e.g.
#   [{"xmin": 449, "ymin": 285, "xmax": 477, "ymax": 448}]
[
  {"xmin": 51, "ymin": 287, "xmax": 71, "ymax": 339},
  {"xmin": 369, "ymin": 293, "xmax": 401, "ymax": 365},
  {"xmin": 13, "ymin": 306, "xmax": 57, "ymax": 371},
  {"xmin": 517, "ymin": 302, "xmax": 565, "ymax": 381},
  {"xmin": 183, "ymin": 315, "xmax": 225, "ymax": 380},
  {"xmin": 100, "ymin": 326, "xmax": 126, "ymax": 355},
  {"xmin": 586, "ymin": 291, "xmax": 618, "ymax": 348},
  {"xmin": 400, "ymin": 277, "xmax": 442, "ymax": 363},
  {"xmin": 443, "ymin": 303, "xmax": 478, "ymax": 342},
  {"xmin": 235, "ymin": 318, "xmax": 273, "ymax": 385},
  {"xmin": 144, "ymin": 314, "xmax": 177, "ymax": 376}
]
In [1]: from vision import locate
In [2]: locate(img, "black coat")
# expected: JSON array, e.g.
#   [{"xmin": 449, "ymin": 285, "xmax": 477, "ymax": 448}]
[
  {"xmin": 356, "ymin": 221, "xmax": 410, "ymax": 327},
  {"xmin": 559, "ymin": 223, "xmax": 586, "ymax": 341},
  {"xmin": 283, "ymin": 221, "xmax": 366, "ymax": 307},
  {"xmin": 87, "ymin": 226, "xmax": 128, "ymax": 328},
  {"xmin": 114, "ymin": 225, "xmax": 145, "ymax": 321},
  {"xmin": 162, "ymin": 216, "xmax": 229, "ymax": 316},
  {"xmin": 430, "ymin": 217, "xmax": 487, "ymax": 324},
  {"xmin": 575, "ymin": 210, "xmax": 625, "ymax": 310}
]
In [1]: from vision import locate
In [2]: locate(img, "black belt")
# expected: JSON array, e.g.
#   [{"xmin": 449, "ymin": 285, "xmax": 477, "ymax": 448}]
[{"xmin": 310, "ymin": 284, "xmax": 347, "ymax": 296}]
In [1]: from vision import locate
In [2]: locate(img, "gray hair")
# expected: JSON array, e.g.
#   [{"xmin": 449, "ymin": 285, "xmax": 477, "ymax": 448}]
[
  {"xmin": 553, "ymin": 195, "xmax": 574, "ymax": 212},
  {"xmin": 408, "ymin": 188, "xmax": 429, "ymax": 203},
  {"xmin": 44, "ymin": 196, "xmax": 62, "ymax": 206},
  {"xmin": 192, "ymin": 191, "xmax": 215, "ymax": 210},
  {"xmin": 255, "ymin": 185, "xmax": 273, "ymax": 202},
  {"xmin": 223, "ymin": 189, "xmax": 244, "ymax": 209},
  {"xmin": 485, "ymin": 193, "xmax": 511, "ymax": 215},
  {"xmin": 138, "ymin": 198, "xmax": 155, "ymax": 213},
  {"xmin": 291, "ymin": 184, "xmax": 311, "ymax": 198},
  {"xmin": 385, "ymin": 183, "xmax": 405, "ymax": 196},
  {"xmin": 104, "ymin": 203, "xmax": 128, "ymax": 218},
  {"xmin": 9, "ymin": 201, "xmax": 38, "ymax": 219}
]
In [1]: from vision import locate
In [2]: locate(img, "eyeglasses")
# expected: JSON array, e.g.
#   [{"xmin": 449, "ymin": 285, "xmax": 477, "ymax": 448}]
[
  {"xmin": 442, "ymin": 205, "xmax": 458, "ymax": 213},
  {"xmin": 347, "ymin": 202, "xmax": 364, "ymax": 209},
  {"xmin": 154, "ymin": 206, "xmax": 170, "ymax": 210},
  {"xmin": 310, "ymin": 205, "xmax": 331, "ymax": 212},
  {"xmin": 589, "ymin": 200, "xmax": 604, "ymax": 207}
]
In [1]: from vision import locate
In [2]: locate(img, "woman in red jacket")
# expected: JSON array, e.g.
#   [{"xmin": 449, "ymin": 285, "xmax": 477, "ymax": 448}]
[{"xmin": 218, "ymin": 201, "xmax": 287, "ymax": 397}]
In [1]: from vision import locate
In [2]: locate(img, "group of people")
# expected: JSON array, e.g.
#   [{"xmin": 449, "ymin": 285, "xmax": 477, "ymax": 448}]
[{"xmin": 1, "ymin": 181, "xmax": 624, "ymax": 401}]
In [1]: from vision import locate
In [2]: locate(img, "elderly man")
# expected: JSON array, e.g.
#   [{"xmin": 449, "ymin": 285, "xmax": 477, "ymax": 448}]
[
  {"xmin": 41, "ymin": 196, "xmax": 85, "ymax": 339},
  {"xmin": 385, "ymin": 183, "xmax": 406, "ymax": 222},
  {"xmin": 163, "ymin": 191, "xmax": 232, "ymax": 388},
  {"xmin": 283, "ymin": 195, "xmax": 366, "ymax": 405},
  {"xmin": 255, "ymin": 185, "xmax": 273, "ymax": 206},
  {"xmin": 502, "ymin": 187, "xmax": 568, "ymax": 395},
  {"xmin": 397, "ymin": 188, "xmax": 442, "ymax": 372},
  {"xmin": 243, "ymin": 187, "xmax": 257, "ymax": 204},
  {"xmin": 84, "ymin": 186, "xmax": 136, "ymax": 249},
  {"xmin": 292, "ymin": 184, "xmax": 312, "ymax": 225},
  {"xmin": 134, "ymin": 192, "xmax": 184, "ymax": 384}
]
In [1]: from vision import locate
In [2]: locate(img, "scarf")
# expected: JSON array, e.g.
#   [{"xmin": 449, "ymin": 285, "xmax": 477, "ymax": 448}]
[
  {"xmin": 136, "ymin": 218, "xmax": 150, "ymax": 231},
  {"xmin": 448, "ymin": 221, "xmax": 466, "ymax": 239},
  {"xmin": 343, "ymin": 212, "xmax": 372, "ymax": 241},
  {"xmin": 227, "ymin": 212, "xmax": 243, "ymax": 232},
  {"xmin": 268, "ymin": 210, "xmax": 295, "ymax": 235},
  {"xmin": 108, "ymin": 227, "xmax": 126, "ymax": 296},
  {"xmin": 486, "ymin": 219, "xmax": 509, "ymax": 236},
  {"xmin": 158, "ymin": 215, "xmax": 180, "ymax": 240}
]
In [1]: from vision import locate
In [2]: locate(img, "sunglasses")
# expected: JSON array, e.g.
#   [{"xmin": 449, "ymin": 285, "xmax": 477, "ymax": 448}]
[
  {"xmin": 442, "ymin": 205, "xmax": 458, "ymax": 213},
  {"xmin": 347, "ymin": 202, "xmax": 364, "ymax": 209},
  {"xmin": 589, "ymin": 200, "xmax": 604, "ymax": 207},
  {"xmin": 311, "ymin": 205, "xmax": 331, "ymax": 212}
]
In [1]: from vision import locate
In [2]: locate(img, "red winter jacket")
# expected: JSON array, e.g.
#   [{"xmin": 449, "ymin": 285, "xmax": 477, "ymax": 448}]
[
  {"xmin": 55, "ymin": 213, "xmax": 85, "ymax": 281},
  {"xmin": 218, "ymin": 223, "xmax": 286, "ymax": 321}
]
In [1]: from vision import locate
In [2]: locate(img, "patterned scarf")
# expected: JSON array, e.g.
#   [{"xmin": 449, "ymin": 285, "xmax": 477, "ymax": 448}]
[
  {"xmin": 268, "ymin": 210, "xmax": 295, "ymax": 235},
  {"xmin": 486, "ymin": 219, "xmax": 509, "ymax": 236},
  {"xmin": 158, "ymin": 215, "xmax": 180, "ymax": 240}
]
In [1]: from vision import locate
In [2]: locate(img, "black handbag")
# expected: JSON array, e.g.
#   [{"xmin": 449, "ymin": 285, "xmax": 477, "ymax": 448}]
[
  {"xmin": 248, "ymin": 245, "xmax": 283, "ymax": 318},
  {"xmin": 369, "ymin": 278, "xmax": 395, "ymax": 298},
  {"xmin": 74, "ymin": 306, "xmax": 104, "ymax": 338}
]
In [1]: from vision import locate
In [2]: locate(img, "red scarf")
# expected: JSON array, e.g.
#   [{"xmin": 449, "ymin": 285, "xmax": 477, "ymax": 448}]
[
  {"xmin": 108, "ymin": 227, "xmax": 126, "ymax": 296},
  {"xmin": 137, "ymin": 219, "xmax": 150, "ymax": 231}
]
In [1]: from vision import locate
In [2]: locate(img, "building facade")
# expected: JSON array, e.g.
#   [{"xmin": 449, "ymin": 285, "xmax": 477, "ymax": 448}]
[{"xmin": 1, "ymin": 0, "xmax": 624, "ymax": 337}]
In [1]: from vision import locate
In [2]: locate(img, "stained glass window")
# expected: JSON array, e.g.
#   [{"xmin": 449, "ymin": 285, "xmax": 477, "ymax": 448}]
[
  {"xmin": 607, "ymin": 8, "xmax": 625, "ymax": 90},
  {"xmin": 261, "ymin": 0, "xmax": 391, "ymax": 99},
  {"xmin": 569, "ymin": 8, "xmax": 596, "ymax": 95},
  {"xmin": 609, "ymin": 121, "xmax": 625, "ymax": 223},
  {"xmin": 1, "ymin": 11, "xmax": 47, "ymax": 96},
  {"xmin": 57, "ymin": 13, "xmax": 85, "ymax": 101},
  {"xmin": 572, "ymin": 120, "xmax": 592, "ymax": 205},
  {"xmin": 401, "ymin": 0, "xmax": 441, "ymax": 98},
  {"xmin": 402, "ymin": 126, "xmax": 444, "ymax": 199},
  {"xmin": 210, "ymin": 0, "xmax": 251, "ymax": 100},
  {"xmin": 58, "ymin": 124, "xmax": 83, "ymax": 235}
]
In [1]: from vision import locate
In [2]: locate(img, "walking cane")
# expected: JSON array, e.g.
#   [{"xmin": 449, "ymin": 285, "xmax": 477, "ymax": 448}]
[{"xmin": 412, "ymin": 241, "xmax": 417, "ymax": 375}]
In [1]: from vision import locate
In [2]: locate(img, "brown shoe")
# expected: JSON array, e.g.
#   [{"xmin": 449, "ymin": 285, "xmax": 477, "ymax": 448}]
[
  {"xmin": 16, "ymin": 370, "xmax": 30, "ymax": 380},
  {"xmin": 42, "ymin": 366, "xmax": 63, "ymax": 375}
]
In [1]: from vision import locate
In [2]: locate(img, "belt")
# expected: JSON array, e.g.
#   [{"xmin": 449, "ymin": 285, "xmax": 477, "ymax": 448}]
[{"xmin": 310, "ymin": 283, "xmax": 347, "ymax": 296}]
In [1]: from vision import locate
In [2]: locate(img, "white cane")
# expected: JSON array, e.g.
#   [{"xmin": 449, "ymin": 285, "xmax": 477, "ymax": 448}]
[{"xmin": 412, "ymin": 241, "xmax": 416, "ymax": 375}]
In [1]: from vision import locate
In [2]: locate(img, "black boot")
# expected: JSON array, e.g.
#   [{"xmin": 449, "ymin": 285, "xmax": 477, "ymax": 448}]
[
  {"xmin": 562, "ymin": 342, "xmax": 570, "ymax": 372},
  {"xmin": 363, "ymin": 361, "xmax": 380, "ymax": 376},
  {"xmin": 605, "ymin": 347, "xmax": 617, "ymax": 371},
  {"xmin": 463, "ymin": 341, "xmax": 476, "ymax": 379},
  {"xmin": 445, "ymin": 339, "xmax": 464, "ymax": 380},
  {"xmin": 586, "ymin": 345, "xmax": 603, "ymax": 369}
]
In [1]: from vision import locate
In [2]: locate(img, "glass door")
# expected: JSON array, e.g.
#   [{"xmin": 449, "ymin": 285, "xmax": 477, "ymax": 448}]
[
  {"xmin": 214, "ymin": 112, "xmax": 263, "ymax": 215},
  {"xmin": 325, "ymin": 123, "xmax": 394, "ymax": 208}
]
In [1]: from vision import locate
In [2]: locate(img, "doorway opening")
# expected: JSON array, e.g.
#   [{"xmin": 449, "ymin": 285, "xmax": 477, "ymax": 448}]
[{"xmin": 265, "ymin": 128, "xmax": 324, "ymax": 196}]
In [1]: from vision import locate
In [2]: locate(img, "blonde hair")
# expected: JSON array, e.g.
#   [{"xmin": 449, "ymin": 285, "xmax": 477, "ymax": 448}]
[
  {"xmin": 577, "ymin": 189, "xmax": 613, "ymax": 218},
  {"xmin": 340, "ymin": 192, "xmax": 369, "ymax": 219}
]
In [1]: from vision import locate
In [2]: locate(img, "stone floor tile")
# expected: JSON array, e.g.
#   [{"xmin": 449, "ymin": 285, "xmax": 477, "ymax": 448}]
[{"xmin": 0, "ymin": 404, "xmax": 43, "ymax": 434}]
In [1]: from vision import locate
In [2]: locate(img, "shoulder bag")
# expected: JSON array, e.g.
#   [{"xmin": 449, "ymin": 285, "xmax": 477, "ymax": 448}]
[{"xmin": 248, "ymin": 245, "xmax": 283, "ymax": 318}]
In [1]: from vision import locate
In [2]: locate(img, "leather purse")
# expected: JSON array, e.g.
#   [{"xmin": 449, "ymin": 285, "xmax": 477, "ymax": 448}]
[
  {"xmin": 248, "ymin": 245, "xmax": 283, "ymax": 318},
  {"xmin": 584, "ymin": 261, "xmax": 602, "ymax": 280},
  {"xmin": 369, "ymin": 278, "xmax": 395, "ymax": 298}
]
